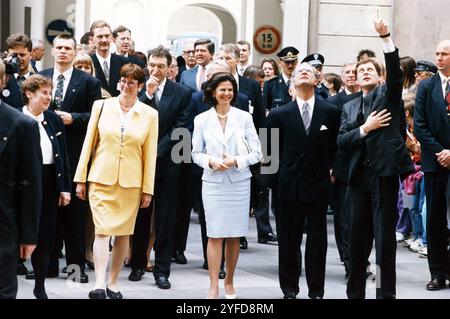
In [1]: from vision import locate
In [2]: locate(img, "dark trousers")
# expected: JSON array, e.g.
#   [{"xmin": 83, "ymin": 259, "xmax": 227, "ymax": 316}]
[
  {"xmin": 333, "ymin": 180, "xmax": 350, "ymax": 270},
  {"xmin": 130, "ymin": 204, "xmax": 153, "ymax": 271},
  {"xmin": 424, "ymin": 170, "xmax": 449, "ymax": 281},
  {"xmin": 0, "ymin": 247, "xmax": 18, "ymax": 299},
  {"xmin": 278, "ymin": 199, "xmax": 328, "ymax": 298},
  {"xmin": 49, "ymin": 181, "xmax": 87, "ymax": 273},
  {"xmin": 174, "ymin": 164, "xmax": 193, "ymax": 253},
  {"xmin": 253, "ymin": 185, "xmax": 275, "ymax": 238},
  {"xmin": 346, "ymin": 167, "xmax": 399, "ymax": 299}
]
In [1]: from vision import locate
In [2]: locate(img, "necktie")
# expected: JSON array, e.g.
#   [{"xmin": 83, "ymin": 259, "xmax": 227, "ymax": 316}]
[
  {"xmin": 445, "ymin": 79, "xmax": 450, "ymax": 116},
  {"xmin": 302, "ymin": 102, "xmax": 311, "ymax": 134},
  {"xmin": 16, "ymin": 75, "xmax": 26, "ymax": 90},
  {"xmin": 103, "ymin": 60, "xmax": 110, "ymax": 84},
  {"xmin": 155, "ymin": 88, "xmax": 161, "ymax": 107},
  {"xmin": 54, "ymin": 74, "xmax": 65, "ymax": 111},
  {"xmin": 198, "ymin": 67, "xmax": 207, "ymax": 91}
]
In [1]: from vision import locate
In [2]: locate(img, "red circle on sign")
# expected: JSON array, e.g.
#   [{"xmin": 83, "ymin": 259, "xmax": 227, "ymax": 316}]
[{"xmin": 253, "ymin": 25, "xmax": 282, "ymax": 55}]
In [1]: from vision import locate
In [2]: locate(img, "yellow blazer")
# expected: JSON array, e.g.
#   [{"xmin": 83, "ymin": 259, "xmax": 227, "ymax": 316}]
[{"xmin": 74, "ymin": 97, "xmax": 159, "ymax": 195}]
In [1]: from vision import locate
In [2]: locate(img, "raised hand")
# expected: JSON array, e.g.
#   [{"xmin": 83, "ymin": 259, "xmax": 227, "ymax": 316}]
[{"xmin": 374, "ymin": 18, "xmax": 389, "ymax": 36}]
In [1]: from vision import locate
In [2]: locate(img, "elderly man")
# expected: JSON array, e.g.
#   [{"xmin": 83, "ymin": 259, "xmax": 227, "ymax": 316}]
[{"xmin": 266, "ymin": 60, "xmax": 340, "ymax": 299}]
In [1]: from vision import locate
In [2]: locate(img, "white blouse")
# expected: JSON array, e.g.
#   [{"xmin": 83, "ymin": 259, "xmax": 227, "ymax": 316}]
[{"xmin": 23, "ymin": 107, "xmax": 55, "ymax": 165}]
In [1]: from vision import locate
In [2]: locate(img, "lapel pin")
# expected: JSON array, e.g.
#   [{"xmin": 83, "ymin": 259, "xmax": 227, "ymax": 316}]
[{"xmin": 3, "ymin": 137, "xmax": 7, "ymax": 141}]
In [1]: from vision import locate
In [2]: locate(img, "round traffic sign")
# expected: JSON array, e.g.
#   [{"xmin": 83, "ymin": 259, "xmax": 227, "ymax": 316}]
[{"xmin": 253, "ymin": 25, "xmax": 282, "ymax": 55}]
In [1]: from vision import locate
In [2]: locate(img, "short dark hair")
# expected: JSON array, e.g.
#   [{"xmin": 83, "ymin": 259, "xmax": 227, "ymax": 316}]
[
  {"xmin": 120, "ymin": 63, "xmax": 145, "ymax": 85},
  {"xmin": 237, "ymin": 40, "xmax": 251, "ymax": 50},
  {"xmin": 356, "ymin": 58, "xmax": 382, "ymax": 77},
  {"xmin": 147, "ymin": 45, "xmax": 172, "ymax": 66},
  {"xmin": 357, "ymin": 49, "xmax": 376, "ymax": 62},
  {"xmin": 323, "ymin": 73, "xmax": 343, "ymax": 91},
  {"xmin": 194, "ymin": 39, "xmax": 215, "ymax": 55},
  {"xmin": 243, "ymin": 65, "xmax": 265, "ymax": 80},
  {"xmin": 203, "ymin": 73, "xmax": 238, "ymax": 107},
  {"xmin": 53, "ymin": 34, "xmax": 77, "ymax": 49},
  {"xmin": 22, "ymin": 74, "xmax": 53, "ymax": 105},
  {"xmin": 80, "ymin": 32, "xmax": 93, "ymax": 45},
  {"xmin": 113, "ymin": 26, "xmax": 131, "ymax": 39},
  {"xmin": 400, "ymin": 56, "xmax": 416, "ymax": 89},
  {"xmin": 132, "ymin": 51, "xmax": 147, "ymax": 65},
  {"xmin": 5, "ymin": 33, "xmax": 32, "ymax": 52}
]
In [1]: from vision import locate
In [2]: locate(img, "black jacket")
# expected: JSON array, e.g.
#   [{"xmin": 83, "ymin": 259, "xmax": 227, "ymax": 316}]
[
  {"xmin": 266, "ymin": 98, "xmax": 340, "ymax": 202},
  {"xmin": 414, "ymin": 74, "xmax": 450, "ymax": 173},
  {"xmin": 0, "ymin": 101, "xmax": 42, "ymax": 248},
  {"xmin": 338, "ymin": 49, "xmax": 414, "ymax": 184},
  {"xmin": 91, "ymin": 53, "xmax": 129, "ymax": 97},
  {"xmin": 238, "ymin": 75, "xmax": 265, "ymax": 131},
  {"xmin": 263, "ymin": 75, "xmax": 292, "ymax": 110}
]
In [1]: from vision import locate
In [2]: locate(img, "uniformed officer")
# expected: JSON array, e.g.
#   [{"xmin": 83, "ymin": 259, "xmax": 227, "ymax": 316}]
[
  {"xmin": 263, "ymin": 46, "xmax": 299, "ymax": 110},
  {"xmin": 302, "ymin": 53, "xmax": 330, "ymax": 100}
]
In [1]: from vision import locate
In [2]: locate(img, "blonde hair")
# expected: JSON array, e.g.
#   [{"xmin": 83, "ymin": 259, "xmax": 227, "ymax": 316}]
[{"xmin": 73, "ymin": 54, "xmax": 95, "ymax": 75}]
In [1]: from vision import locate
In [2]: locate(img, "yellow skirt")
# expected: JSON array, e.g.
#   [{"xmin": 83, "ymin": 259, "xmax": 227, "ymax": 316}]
[{"xmin": 88, "ymin": 182, "xmax": 141, "ymax": 236}]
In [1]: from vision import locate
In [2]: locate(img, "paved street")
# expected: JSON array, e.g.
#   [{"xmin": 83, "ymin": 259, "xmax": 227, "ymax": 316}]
[{"xmin": 17, "ymin": 213, "xmax": 450, "ymax": 300}]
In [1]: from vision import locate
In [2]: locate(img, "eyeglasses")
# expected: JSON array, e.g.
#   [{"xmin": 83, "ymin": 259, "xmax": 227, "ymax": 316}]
[
  {"xmin": 183, "ymin": 50, "xmax": 195, "ymax": 55},
  {"xmin": 119, "ymin": 79, "xmax": 139, "ymax": 87}
]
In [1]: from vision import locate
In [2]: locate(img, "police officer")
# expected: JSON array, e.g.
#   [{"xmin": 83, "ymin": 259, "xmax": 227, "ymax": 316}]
[
  {"xmin": 413, "ymin": 60, "xmax": 437, "ymax": 86},
  {"xmin": 263, "ymin": 46, "xmax": 299, "ymax": 110},
  {"xmin": 302, "ymin": 53, "xmax": 330, "ymax": 100}
]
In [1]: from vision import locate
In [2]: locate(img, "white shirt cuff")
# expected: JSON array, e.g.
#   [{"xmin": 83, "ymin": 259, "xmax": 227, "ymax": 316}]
[
  {"xmin": 360, "ymin": 126, "xmax": 368, "ymax": 138},
  {"xmin": 382, "ymin": 39, "xmax": 396, "ymax": 53}
]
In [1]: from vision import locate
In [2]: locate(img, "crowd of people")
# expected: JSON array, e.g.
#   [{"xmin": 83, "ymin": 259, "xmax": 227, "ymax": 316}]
[{"xmin": 0, "ymin": 17, "xmax": 449, "ymax": 300}]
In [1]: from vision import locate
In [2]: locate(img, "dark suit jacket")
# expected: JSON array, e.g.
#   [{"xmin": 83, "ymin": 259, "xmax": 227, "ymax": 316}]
[
  {"xmin": 414, "ymin": 74, "xmax": 450, "ymax": 173},
  {"xmin": 2, "ymin": 72, "xmax": 35, "ymax": 109},
  {"xmin": 40, "ymin": 68, "xmax": 102, "ymax": 175},
  {"xmin": 266, "ymin": 98, "xmax": 340, "ymax": 202},
  {"xmin": 179, "ymin": 66, "xmax": 199, "ymax": 92},
  {"xmin": 263, "ymin": 75, "xmax": 292, "ymax": 110},
  {"xmin": 239, "ymin": 75, "xmax": 265, "ymax": 131},
  {"xmin": 140, "ymin": 79, "xmax": 192, "ymax": 177},
  {"xmin": 127, "ymin": 55, "xmax": 146, "ymax": 69},
  {"xmin": 91, "ymin": 53, "xmax": 129, "ymax": 97},
  {"xmin": 338, "ymin": 49, "xmax": 414, "ymax": 184},
  {"xmin": 328, "ymin": 91, "xmax": 362, "ymax": 182},
  {"xmin": 0, "ymin": 101, "xmax": 42, "ymax": 248}
]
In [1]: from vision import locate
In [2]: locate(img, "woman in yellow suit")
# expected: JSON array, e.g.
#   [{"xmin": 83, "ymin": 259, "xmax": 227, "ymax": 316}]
[{"xmin": 74, "ymin": 64, "xmax": 158, "ymax": 299}]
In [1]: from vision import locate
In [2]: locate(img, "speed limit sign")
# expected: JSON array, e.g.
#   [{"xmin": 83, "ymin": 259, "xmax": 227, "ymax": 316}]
[{"xmin": 253, "ymin": 25, "xmax": 282, "ymax": 55}]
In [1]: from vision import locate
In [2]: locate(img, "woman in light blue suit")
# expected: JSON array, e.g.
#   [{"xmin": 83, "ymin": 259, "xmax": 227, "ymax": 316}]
[{"xmin": 192, "ymin": 73, "xmax": 262, "ymax": 299}]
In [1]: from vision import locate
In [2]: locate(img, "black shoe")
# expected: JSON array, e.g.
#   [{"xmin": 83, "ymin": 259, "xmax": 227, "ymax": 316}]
[
  {"xmin": 284, "ymin": 292, "xmax": 297, "ymax": 299},
  {"xmin": 365, "ymin": 271, "xmax": 375, "ymax": 281},
  {"xmin": 240, "ymin": 237, "xmax": 248, "ymax": 250},
  {"xmin": 202, "ymin": 262, "xmax": 209, "ymax": 270},
  {"xmin": 128, "ymin": 269, "xmax": 145, "ymax": 282},
  {"xmin": 89, "ymin": 289, "xmax": 106, "ymax": 299},
  {"xmin": 172, "ymin": 251, "xmax": 188, "ymax": 264},
  {"xmin": 219, "ymin": 269, "xmax": 226, "ymax": 280},
  {"xmin": 258, "ymin": 232, "xmax": 278, "ymax": 244},
  {"xmin": 155, "ymin": 276, "xmax": 171, "ymax": 289},
  {"xmin": 106, "ymin": 287, "xmax": 123, "ymax": 299},
  {"xmin": 17, "ymin": 263, "xmax": 28, "ymax": 276},
  {"xmin": 71, "ymin": 271, "xmax": 89, "ymax": 283},
  {"xmin": 62, "ymin": 266, "xmax": 69, "ymax": 274},
  {"xmin": 25, "ymin": 271, "xmax": 36, "ymax": 280},
  {"xmin": 33, "ymin": 288, "xmax": 48, "ymax": 300},
  {"xmin": 426, "ymin": 278, "xmax": 446, "ymax": 291}
]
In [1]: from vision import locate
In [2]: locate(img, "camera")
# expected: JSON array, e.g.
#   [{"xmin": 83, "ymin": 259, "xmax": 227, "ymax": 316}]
[{"xmin": 1, "ymin": 52, "xmax": 21, "ymax": 75}]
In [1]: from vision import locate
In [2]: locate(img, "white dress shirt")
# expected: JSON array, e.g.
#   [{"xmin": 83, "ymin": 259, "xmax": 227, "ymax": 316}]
[
  {"xmin": 52, "ymin": 67, "xmax": 74, "ymax": 101},
  {"xmin": 439, "ymin": 72, "xmax": 449, "ymax": 99},
  {"xmin": 96, "ymin": 52, "xmax": 111, "ymax": 75},
  {"xmin": 115, "ymin": 97, "xmax": 142, "ymax": 140},
  {"xmin": 23, "ymin": 107, "xmax": 55, "ymax": 165},
  {"xmin": 145, "ymin": 77, "xmax": 167, "ymax": 103}
]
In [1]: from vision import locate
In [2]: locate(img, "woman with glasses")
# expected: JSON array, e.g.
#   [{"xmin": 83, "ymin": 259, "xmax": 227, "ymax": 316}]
[{"xmin": 74, "ymin": 63, "xmax": 158, "ymax": 299}]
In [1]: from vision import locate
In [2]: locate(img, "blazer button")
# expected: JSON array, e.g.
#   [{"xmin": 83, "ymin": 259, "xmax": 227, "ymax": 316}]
[
  {"xmin": 50, "ymin": 136, "xmax": 54, "ymax": 140},
  {"xmin": 3, "ymin": 137, "xmax": 7, "ymax": 141},
  {"xmin": 55, "ymin": 154, "xmax": 59, "ymax": 158},
  {"xmin": 57, "ymin": 174, "xmax": 62, "ymax": 177}
]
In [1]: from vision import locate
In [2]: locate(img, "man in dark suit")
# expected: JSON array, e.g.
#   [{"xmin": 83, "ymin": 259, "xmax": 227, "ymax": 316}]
[
  {"xmin": 414, "ymin": 39, "xmax": 450, "ymax": 291},
  {"xmin": 30, "ymin": 39, "xmax": 45, "ymax": 73},
  {"xmin": 338, "ymin": 20, "xmax": 414, "ymax": 299},
  {"xmin": 112, "ymin": 26, "xmax": 146, "ymax": 69},
  {"xmin": 40, "ymin": 34, "xmax": 102, "ymax": 283},
  {"xmin": 327, "ymin": 62, "xmax": 362, "ymax": 277},
  {"xmin": 129, "ymin": 46, "xmax": 191, "ymax": 290},
  {"xmin": 180, "ymin": 39, "xmax": 214, "ymax": 92},
  {"xmin": 0, "ymin": 60, "xmax": 42, "ymax": 299},
  {"xmin": 265, "ymin": 61, "xmax": 340, "ymax": 299},
  {"xmin": 264, "ymin": 46, "xmax": 299, "ymax": 110},
  {"xmin": 90, "ymin": 20, "xmax": 128, "ymax": 96},
  {"xmin": 2, "ymin": 33, "xmax": 34, "ymax": 109}
]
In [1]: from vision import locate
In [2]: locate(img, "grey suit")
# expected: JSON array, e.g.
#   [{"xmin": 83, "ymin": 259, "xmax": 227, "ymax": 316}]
[{"xmin": 179, "ymin": 66, "xmax": 199, "ymax": 92}]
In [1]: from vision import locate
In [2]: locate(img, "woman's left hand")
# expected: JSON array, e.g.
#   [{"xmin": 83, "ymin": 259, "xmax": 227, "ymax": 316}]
[
  {"xmin": 223, "ymin": 157, "xmax": 237, "ymax": 168},
  {"xmin": 58, "ymin": 192, "xmax": 71, "ymax": 207},
  {"xmin": 140, "ymin": 193, "xmax": 153, "ymax": 208}
]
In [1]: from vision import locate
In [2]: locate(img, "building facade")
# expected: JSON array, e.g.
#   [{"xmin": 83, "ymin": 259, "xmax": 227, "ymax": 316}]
[{"xmin": 1, "ymin": 0, "xmax": 449, "ymax": 73}]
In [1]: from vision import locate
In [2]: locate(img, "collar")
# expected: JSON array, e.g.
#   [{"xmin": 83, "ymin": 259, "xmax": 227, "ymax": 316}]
[
  {"xmin": 117, "ymin": 96, "xmax": 142, "ymax": 114},
  {"xmin": 23, "ymin": 106, "xmax": 44, "ymax": 122},
  {"xmin": 282, "ymin": 73, "xmax": 291, "ymax": 85},
  {"xmin": 54, "ymin": 66, "xmax": 74, "ymax": 80},
  {"xmin": 296, "ymin": 95, "xmax": 315, "ymax": 109},
  {"xmin": 96, "ymin": 52, "xmax": 111, "ymax": 64},
  {"xmin": 15, "ymin": 72, "xmax": 31, "ymax": 79},
  {"xmin": 439, "ymin": 72, "xmax": 450, "ymax": 84},
  {"xmin": 158, "ymin": 77, "xmax": 167, "ymax": 93}
]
